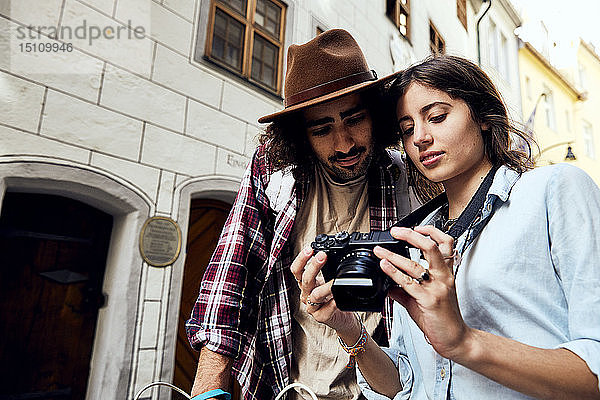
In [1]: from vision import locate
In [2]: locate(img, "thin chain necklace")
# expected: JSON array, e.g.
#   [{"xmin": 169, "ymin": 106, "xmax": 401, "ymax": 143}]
[
  {"xmin": 440, "ymin": 203, "xmax": 458, "ymax": 233},
  {"xmin": 442, "ymin": 217, "xmax": 458, "ymax": 233}
]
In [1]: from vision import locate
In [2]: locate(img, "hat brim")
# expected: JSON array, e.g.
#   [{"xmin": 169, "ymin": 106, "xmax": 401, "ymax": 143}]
[{"xmin": 257, "ymin": 70, "xmax": 400, "ymax": 124}]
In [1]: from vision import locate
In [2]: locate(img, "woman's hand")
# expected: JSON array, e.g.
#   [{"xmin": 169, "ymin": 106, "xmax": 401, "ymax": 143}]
[
  {"xmin": 374, "ymin": 225, "xmax": 473, "ymax": 360},
  {"xmin": 290, "ymin": 247, "xmax": 356, "ymax": 332}
]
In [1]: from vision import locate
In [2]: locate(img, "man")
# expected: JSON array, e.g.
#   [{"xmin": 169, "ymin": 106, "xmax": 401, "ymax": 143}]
[{"xmin": 186, "ymin": 29, "xmax": 415, "ymax": 400}]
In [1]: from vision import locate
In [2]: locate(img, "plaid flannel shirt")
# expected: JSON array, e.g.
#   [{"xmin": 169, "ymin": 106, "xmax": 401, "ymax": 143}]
[{"xmin": 186, "ymin": 143, "xmax": 413, "ymax": 400}]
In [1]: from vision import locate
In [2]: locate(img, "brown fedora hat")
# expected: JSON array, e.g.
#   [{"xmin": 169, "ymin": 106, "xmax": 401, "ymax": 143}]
[{"xmin": 258, "ymin": 29, "xmax": 398, "ymax": 123}]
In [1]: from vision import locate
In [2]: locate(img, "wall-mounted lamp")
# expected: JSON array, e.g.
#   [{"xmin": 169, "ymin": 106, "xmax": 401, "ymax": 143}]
[
  {"xmin": 537, "ymin": 141, "xmax": 577, "ymax": 163},
  {"xmin": 565, "ymin": 145, "xmax": 576, "ymax": 161}
]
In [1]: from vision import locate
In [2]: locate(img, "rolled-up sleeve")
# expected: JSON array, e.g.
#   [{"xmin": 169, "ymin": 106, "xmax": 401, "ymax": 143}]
[
  {"xmin": 547, "ymin": 165, "xmax": 600, "ymax": 390},
  {"xmin": 356, "ymin": 347, "xmax": 414, "ymax": 400},
  {"xmin": 356, "ymin": 304, "xmax": 415, "ymax": 400},
  {"xmin": 185, "ymin": 146, "xmax": 273, "ymax": 358}
]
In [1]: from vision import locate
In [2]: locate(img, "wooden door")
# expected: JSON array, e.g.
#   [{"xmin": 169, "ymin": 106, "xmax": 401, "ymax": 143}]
[
  {"xmin": 173, "ymin": 199, "xmax": 234, "ymax": 399},
  {"xmin": 0, "ymin": 192, "xmax": 113, "ymax": 400}
]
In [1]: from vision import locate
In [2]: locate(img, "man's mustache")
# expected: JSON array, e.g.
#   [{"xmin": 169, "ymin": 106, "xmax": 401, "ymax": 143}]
[{"xmin": 329, "ymin": 146, "xmax": 366, "ymax": 162}]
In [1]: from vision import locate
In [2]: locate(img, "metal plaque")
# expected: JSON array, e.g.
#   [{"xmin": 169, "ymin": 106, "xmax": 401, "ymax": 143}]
[{"xmin": 139, "ymin": 216, "xmax": 182, "ymax": 267}]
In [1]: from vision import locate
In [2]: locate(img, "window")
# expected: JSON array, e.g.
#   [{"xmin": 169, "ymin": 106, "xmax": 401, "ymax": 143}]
[
  {"xmin": 429, "ymin": 21, "xmax": 445, "ymax": 55},
  {"xmin": 205, "ymin": 0, "xmax": 286, "ymax": 93},
  {"xmin": 386, "ymin": 0, "xmax": 410, "ymax": 39},
  {"xmin": 543, "ymin": 86, "xmax": 556, "ymax": 131},
  {"xmin": 583, "ymin": 121, "xmax": 595, "ymax": 159},
  {"xmin": 312, "ymin": 16, "xmax": 327, "ymax": 38},
  {"xmin": 457, "ymin": 0, "xmax": 467, "ymax": 30},
  {"xmin": 500, "ymin": 32, "xmax": 510, "ymax": 81},
  {"xmin": 489, "ymin": 20, "xmax": 499, "ymax": 70}
]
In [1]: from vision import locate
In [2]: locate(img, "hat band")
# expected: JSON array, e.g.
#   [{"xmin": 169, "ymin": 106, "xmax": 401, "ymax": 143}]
[{"xmin": 284, "ymin": 70, "xmax": 377, "ymax": 108}]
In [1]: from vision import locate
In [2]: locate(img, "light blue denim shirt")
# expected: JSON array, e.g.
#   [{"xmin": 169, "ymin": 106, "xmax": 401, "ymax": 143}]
[{"xmin": 358, "ymin": 164, "xmax": 600, "ymax": 399}]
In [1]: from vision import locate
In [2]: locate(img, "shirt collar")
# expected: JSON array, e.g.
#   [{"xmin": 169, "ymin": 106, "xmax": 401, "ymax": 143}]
[
  {"xmin": 487, "ymin": 165, "xmax": 521, "ymax": 203},
  {"xmin": 422, "ymin": 165, "xmax": 522, "ymax": 226}
]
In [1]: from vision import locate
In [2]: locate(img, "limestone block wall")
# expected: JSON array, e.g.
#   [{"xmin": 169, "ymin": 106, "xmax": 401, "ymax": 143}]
[{"xmin": 1, "ymin": 0, "xmax": 273, "ymax": 398}]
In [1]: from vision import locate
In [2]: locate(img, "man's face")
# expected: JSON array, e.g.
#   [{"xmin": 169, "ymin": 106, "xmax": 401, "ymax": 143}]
[{"xmin": 303, "ymin": 93, "xmax": 374, "ymax": 182}]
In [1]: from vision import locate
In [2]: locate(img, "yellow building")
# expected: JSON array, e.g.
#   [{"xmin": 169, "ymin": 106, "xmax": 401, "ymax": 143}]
[
  {"xmin": 518, "ymin": 42, "xmax": 584, "ymax": 167},
  {"xmin": 570, "ymin": 41, "xmax": 600, "ymax": 185},
  {"xmin": 518, "ymin": 40, "xmax": 600, "ymax": 186}
]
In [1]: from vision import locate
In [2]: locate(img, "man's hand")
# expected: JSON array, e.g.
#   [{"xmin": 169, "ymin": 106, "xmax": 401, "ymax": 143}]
[{"xmin": 289, "ymin": 247, "xmax": 355, "ymax": 331}]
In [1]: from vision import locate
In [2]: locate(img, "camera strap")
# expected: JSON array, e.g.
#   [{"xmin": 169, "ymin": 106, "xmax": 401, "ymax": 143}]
[
  {"xmin": 391, "ymin": 192, "xmax": 448, "ymax": 229},
  {"xmin": 445, "ymin": 166, "xmax": 498, "ymax": 242},
  {"xmin": 393, "ymin": 166, "xmax": 498, "ymax": 243}
]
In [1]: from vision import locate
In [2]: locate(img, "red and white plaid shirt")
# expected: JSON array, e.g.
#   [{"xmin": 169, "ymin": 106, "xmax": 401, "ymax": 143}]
[{"xmin": 186, "ymin": 143, "xmax": 414, "ymax": 399}]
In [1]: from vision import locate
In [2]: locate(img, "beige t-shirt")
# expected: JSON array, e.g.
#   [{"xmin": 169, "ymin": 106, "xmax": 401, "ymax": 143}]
[{"xmin": 287, "ymin": 164, "xmax": 382, "ymax": 400}]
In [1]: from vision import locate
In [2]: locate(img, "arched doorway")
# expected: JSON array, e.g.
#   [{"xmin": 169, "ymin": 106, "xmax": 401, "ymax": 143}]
[
  {"xmin": 0, "ymin": 192, "xmax": 113, "ymax": 399},
  {"xmin": 173, "ymin": 198, "xmax": 233, "ymax": 398}
]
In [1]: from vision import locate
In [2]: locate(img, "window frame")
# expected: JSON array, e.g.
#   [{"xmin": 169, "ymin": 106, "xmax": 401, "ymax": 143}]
[
  {"xmin": 499, "ymin": 32, "xmax": 510, "ymax": 81},
  {"xmin": 489, "ymin": 19, "xmax": 499, "ymax": 70},
  {"xmin": 429, "ymin": 20, "xmax": 445, "ymax": 55},
  {"xmin": 204, "ymin": 0, "xmax": 287, "ymax": 95},
  {"xmin": 582, "ymin": 120, "xmax": 596, "ymax": 159},
  {"xmin": 386, "ymin": 0, "xmax": 410, "ymax": 40},
  {"xmin": 543, "ymin": 85, "xmax": 556, "ymax": 131},
  {"xmin": 457, "ymin": 0, "xmax": 467, "ymax": 30}
]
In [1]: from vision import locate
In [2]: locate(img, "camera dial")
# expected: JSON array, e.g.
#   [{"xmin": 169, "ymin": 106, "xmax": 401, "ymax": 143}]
[
  {"xmin": 315, "ymin": 233, "xmax": 329, "ymax": 244},
  {"xmin": 335, "ymin": 231, "xmax": 349, "ymax": 242}
]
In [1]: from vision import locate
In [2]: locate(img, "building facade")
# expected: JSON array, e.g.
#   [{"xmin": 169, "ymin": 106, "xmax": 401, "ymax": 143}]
[
  {"xmin": 570, "ymin": 41, "xmax": 600, "ymax": 184},
  {"xmin": 0, "ymin": 1, "xmax": 528, "ymax": 399},
  {"xmin": 475, "ymin": 0, "xmax": 523, "ymax": 122},
  {"xmin": 518, "ymin": 38, "xmax": 600, "ymax": 185}
]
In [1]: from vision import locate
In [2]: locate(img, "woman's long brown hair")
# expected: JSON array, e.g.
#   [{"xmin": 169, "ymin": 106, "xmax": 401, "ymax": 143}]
[{"xmin": 388, "ymin": 55, "xmax": 537, "ymax": 202}]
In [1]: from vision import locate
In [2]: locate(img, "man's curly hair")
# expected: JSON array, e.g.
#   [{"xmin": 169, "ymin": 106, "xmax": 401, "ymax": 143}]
[{"xmin": 257, "ymin": 85, "xmax": 402, "ymax": 179}]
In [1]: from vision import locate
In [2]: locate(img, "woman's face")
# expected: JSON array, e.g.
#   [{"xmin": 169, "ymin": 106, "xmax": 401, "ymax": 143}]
[{"xmin": 396, "ymin": 82, "xmax": 491, "ymax": 187}]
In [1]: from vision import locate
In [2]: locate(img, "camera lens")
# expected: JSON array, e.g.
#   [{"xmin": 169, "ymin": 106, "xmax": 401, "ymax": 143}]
[{"xmin": 335, "ymin": 249, "xmax": 380, "ymax": 300}]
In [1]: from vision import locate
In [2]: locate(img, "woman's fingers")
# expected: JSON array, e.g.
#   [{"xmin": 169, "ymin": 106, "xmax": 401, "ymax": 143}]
[
  {"xmin": 413, "ymin": 225, "xmax": 455, "ymax": 264},
  {"xmin": 373, "ymin": 245, "xmax": 426, "ymax": 280},
  {"xmin": 379, "ymin": 257, "xmax": 426, "ymax": 296},
  {"xmin": 388, "ymin": 227, "xmax": 451, "ymax": 272}
]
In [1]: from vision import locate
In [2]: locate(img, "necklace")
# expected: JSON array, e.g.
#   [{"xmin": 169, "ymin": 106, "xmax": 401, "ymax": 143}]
[
  {"xmin": 442, "ymin": 216, "xmax": 458, "ymax": 233},
  {"xmin": 439, "ymin": 203, "xmax": 458, "ymax": 233}
]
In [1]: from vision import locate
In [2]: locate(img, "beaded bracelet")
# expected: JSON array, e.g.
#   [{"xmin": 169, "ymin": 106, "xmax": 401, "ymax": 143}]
[{"xmin": 337, "ymin": 318, "xmax": 368, "ymax": 369}]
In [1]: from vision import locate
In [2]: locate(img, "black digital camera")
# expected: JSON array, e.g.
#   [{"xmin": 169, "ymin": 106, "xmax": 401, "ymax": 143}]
[
  {"xmin": 311, "ymin": 230, "xmax": 410, "ymax": 312},
  {"xmin": 310, "ymin": 193, "xmax": 448, "ymax": 312}
]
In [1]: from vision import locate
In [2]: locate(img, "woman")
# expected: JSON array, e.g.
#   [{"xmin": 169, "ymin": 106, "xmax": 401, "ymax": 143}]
[{"xmin": 290, "ymin": 55, "xmax": 600, "ymax": 399}]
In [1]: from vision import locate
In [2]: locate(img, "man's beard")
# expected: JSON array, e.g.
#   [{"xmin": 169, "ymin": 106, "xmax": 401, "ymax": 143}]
[{"xmin": 324, "ymin": 145, "xmax": 374, "ymax": 182}]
